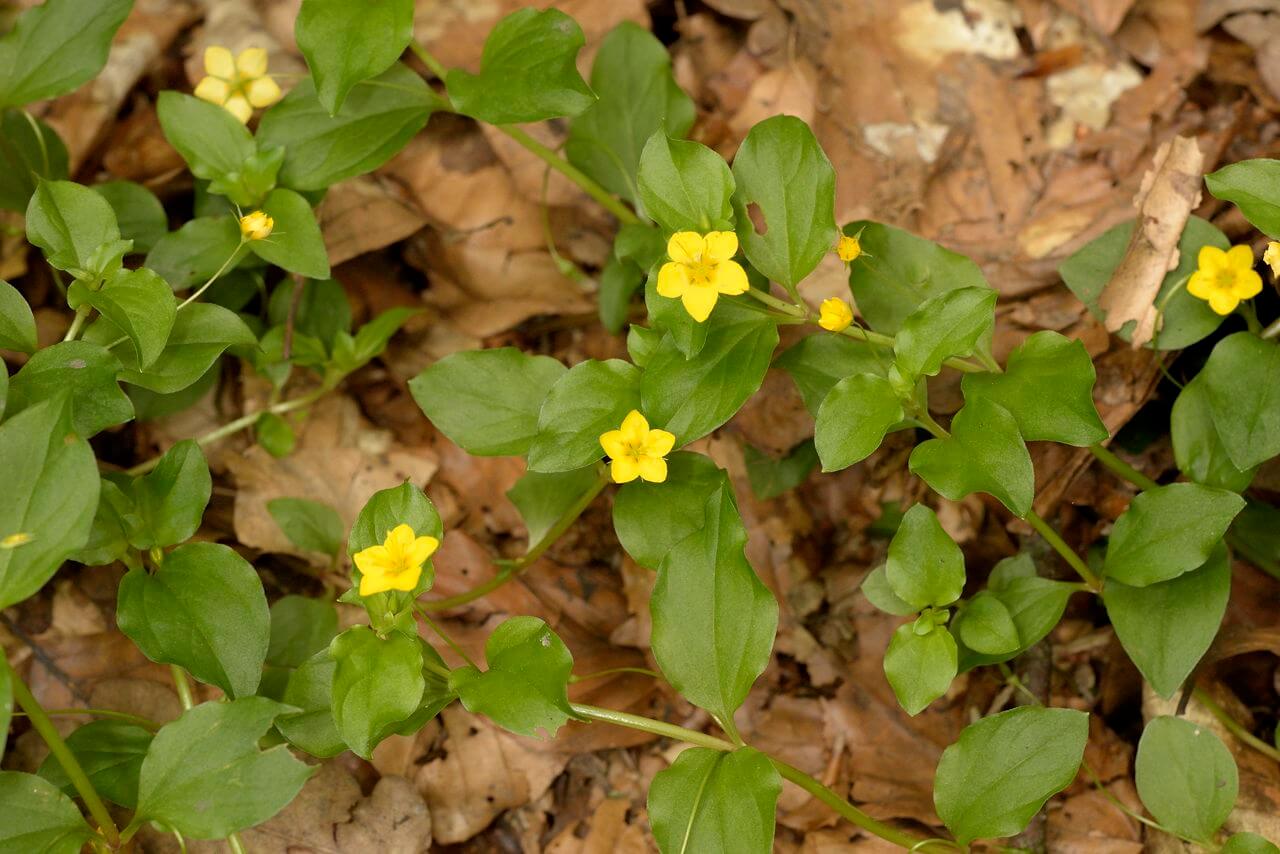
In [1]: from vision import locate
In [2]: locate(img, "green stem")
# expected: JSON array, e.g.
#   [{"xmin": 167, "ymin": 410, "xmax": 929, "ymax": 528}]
[
  {"xmin": 745, "ymin": 286, "xmax": 805, "ymax": 317},
  {"xmin": 419, "ymin": 467, "xmax": 609, "ymax": 611},
  {"xmin": 11, "ymin": 707, "xmax": 160, "ymax": 731},
  {"xmin": 125, "ymin": 387, "xmax": 329, "ymax": 476},
  {"xmin": 1193, "ymin": 688, "xmax": 1280, "ymax": 765},
  {"xmin": 4, "ymin": 657, "xmax": 120, "ymax": 846},
  {"xmin": 569, "ymin": 666, "xmax": 661, "ymax": 684},
  {"xmin": 176, "ymin": 242, "xmax": 245, "ymax": 311},
  {"xmin": 169, "ymin": 665, "xmax": 194, "ymax": 711},
  {"xmin": 1239, "ymin": 301, "xmax": 1262, "ymax": 335},
  {"xmin": 414, "ymin": 605, "xmax": 479, "ymax": 669},
  {"xmin": 568, "ymin": 703, "xmax": 948, "ymax": 851},
  {"xmin": 1024, "ymin": 511, "xmax": 1102, "ymax": 592},
  {"xmin": 912, "ymin": 408, "xmax": 951, "ymax": 440},
  {"xmin": 1087, "ymin": 444, "xmax": 1158, "ymax": 491},
  {"xmin": 63, "ymin": 307, "xmax": 89, "ymax": 342}
]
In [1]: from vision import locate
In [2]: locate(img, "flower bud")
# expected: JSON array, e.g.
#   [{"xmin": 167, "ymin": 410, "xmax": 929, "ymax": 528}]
[{"xmin": 239, "ymin": 210, "xmax": 273, "ymax": 241}]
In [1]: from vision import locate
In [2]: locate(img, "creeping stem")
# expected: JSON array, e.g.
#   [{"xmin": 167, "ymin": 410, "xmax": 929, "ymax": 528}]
[
  {"xmin": 1024, "ymin": 511, "xmax": 1102, "ymax": 592},
  {"xmin": 407, "ymin": 40, "xmax": 641, "ymax": 227},
  {"xmin": 1193, "ymin": 688, "xmax": 1280, "ymax": 765},
  {"xmin": 2, "ymin": 657, "xmax": 120, "ymax": 847}
]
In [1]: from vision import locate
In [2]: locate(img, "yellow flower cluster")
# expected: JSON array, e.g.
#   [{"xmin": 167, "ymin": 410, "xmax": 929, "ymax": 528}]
[
  {"xmin": 353, "ymin": 524, "xmax": 439, "ymax": 596},
  {"xmin": 1188, "ymin": 245, "xmax": 1262, "ymax": 316},
  {"xmin": 194, "ymin": 46, "xmax": 281, "ymax": 123},
  {"xmin": 657, "ymin": 231, "xmax": 749, "ymax": 322},
  {"xmin": 599, "ymin": 410, "xmax": 674, "ymax": 484}
]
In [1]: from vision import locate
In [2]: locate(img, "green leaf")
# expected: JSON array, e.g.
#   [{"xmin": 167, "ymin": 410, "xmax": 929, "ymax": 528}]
[
  {"xmin": 259, "ymin": 63, "xmax": 442, "ymax": 190},
  {"xmin": 328, "ymin": 306, "xmax": 420, "ymax": 375},
  {"xmin": 348, "ymin": 481, "xmax": 443, "ymax": 556},
  {"xmin": 268, "ymin": 497, "xmax": 344, "ymax": 557},
  {"xmin": 255, "ymin": 411, "xmax": 295, "ymax": 457},
  {"xmin": 613, "ymin": 452, "xmax": 730, "ymax": 568},
  {"xmin": 446, "ymin": 8, "xmax": 595, "ymax": 124},
  {"xmin": 1231, "ymin": 500, "xmax": 1280, "ymax": 582},
  {"xmin": 1103, "ymin": 544, "xmax": 1230, "ymax": 698},
  {"xmin": 731, "ymin": 116, "xmax": 836, "ymax": 289},
  {"xmin": 599, "ymin": 254, "xmax": 643, "ymax": 334},
  {"xmin": 1200, "ymin": 332, "xmax": 1280, "ymax": 471},
  {"xmin": 637, "ymin": 133, "xmax": 735, "ymax": 233},
  {"xmin": 566, "ymin": 23, "xmax": 695, "ymax": 207},
  {"xmin": 276, "ymin": 652, "xmax": 345, "ymax": 758},
  {"xmin": 643, "ymin": 263, "xmax": 709, "ymax": 357},
  {"xmin": 774, "ymin": 333, "xmax": 886, "ymax": 416},
  {"xmin": 956, "ymin": 560, "xmax": 1076, "ymax": 670},
  {"xmin": 329, "ymin": 625, "xmax": 426, "ymax": 757},
  {"xmin": 962, "ymin": 331, "xmax": 1107, "ymax": 446},
  {"xmin": 641, "ymin": 304, "xmax": 778, "ymax": 445},
  {"xmin": 885, "ymin": 504, "xmax": 965, "ymax": 610},
  {"xmin": 1103, "ymin": 482, "xmax": 1243, "ymax": 587},
  {"xmin": 0, "ymin": 771, "xmax": 94, "ymax": 854},
  {"xmin": 743, "ymin": 439, "xmax": 818, "ymax": 500},
  {"xmin": 0, "ymin": 279, "xmax": 38, "ymax": 353},
  {"xmin": 955, "ymin": 592, "xmax": 1019, "ymax": 655},
  {"xmin": 0, "ymin": 108, "xmax": 68, "ymax": 213},
  {"xmin": 0, "ymin": 664, "xmax": 8, "ymax": 756},
  {"xmin": 135, "ymin": 698, "xmax": 314, "ymax": 839},
  {"xmin": 156, "ymin": 92, "xmax": 259, "ymax": 193},
  {"xmin": 69, "ymin": 477, "xmax": 133, "ymax": 568},
  {"xmin": 128, "ymin": 440, "xmax": 211, "ymax": 549},
  {"xmin": 69, "ymin": 268, "xmax": 175, "ymax": 369},
  {"xmin": 814, "ymin": 373, "xmax": 904, "ymax": 472},
  {"xmin": 650, "ymin": 486, "xmax": 777, "ymax": 724},
  {"xmin": 267, "ymin": 595, "xmax": 339, "ymax": 669},
  {"xmin": 627, "ymin": 324, "xmax": 663, "ymax": 367},
  {"xmin": 648, "ymin": 747, "xmax": 781, "ymax": 854},
  {"xmin": 267, "ymin": 278, "xmax": 351, "ymax": 349},
  {"xmin": 0, "ymin": 0, "xmax": 131, "ymax": 107},
  {"xmin": 410, "ymin": 348, "xmax": 566, "ymax": 457},
  {"xmin": 88, "ymin": 302, "xmax": 256, "ymax": 394},
  {"xmin": 934, "ymin": 706, "xmax": 1088, "ymax": 844},
  {"xmin": 1136, "ymin": 716, "xmax": 1238, "ymax": 842},
  {"xmin": 894, "ymin": 287, "xmax": 995, "ymax": 379},
  {"xmin": 1172, "ymin": 373, "xmax": 1256, "ymax": 492},
  {"xmin": 450, "ymin": 616, "xmax": 575, "ymax": 738},
  {"xmin": 1206, "ymin": 158, "xmax": 1280, "ymax": 237},
  {"xmin": 92, "ymin": 181, "xmax": 167, "ymax": 253},
  {"xmin": 528, "ymin": 358, "xmax": 642, "ymax": 472},
  {"xmin": 249, "ymin": 187, "xmax": 330, "ymax": 278},
  {"xmin": 38, "ymin": 721, "xmax": 151, "ymax": 808},
  {"xmin": 507, "ymin": 466, "xmax": 601, "ymax": 549},
  {"xmin": 117, "ymin": 542, "xmax": 270, "ymax": 698},
  {"xmin": 1060, "ymin": 216, "xmax": 1229, "ymax": 349},
  {"xmin": 6, "ymin": 341, "xmax": 133, "ymax": 437},
  {"xmin": 883, "ymin": 621, "xmax": 957, "ymax": 715},
  {"xmin": 25, "ymin": 179, "xmax": 122, "ymax": 278},
  {"xmin": 860, "ymin": 565, "xmax": 918, "ymax": 616},
  {"xmin": 909, "ymin": 397, "xmax": 1034, "ymax": 517},
  {"xmin": 296, "ymin": 0, "xmax": 414, "ymax": 114},
  {"xmin": 144, "ymin": 216, "xmax": 245, "ymax": 290},
  {"xmin": 1223, "ymin": 833, "xmax": 1280, "ymax": 854}
]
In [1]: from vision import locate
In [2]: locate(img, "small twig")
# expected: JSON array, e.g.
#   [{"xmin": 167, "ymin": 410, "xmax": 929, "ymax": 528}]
[{"xmin": 281, "ymin": 273, "xmax": 306, "ymax": 360}]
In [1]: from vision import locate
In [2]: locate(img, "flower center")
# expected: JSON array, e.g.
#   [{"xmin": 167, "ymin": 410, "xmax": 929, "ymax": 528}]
[
  {"xmin": 1214, "ymin": 269, "xmax": 1237, "ymax": 290},
  {"xmin": 686, "ymin": 256, "xmax": 717, "ymax": 286}
]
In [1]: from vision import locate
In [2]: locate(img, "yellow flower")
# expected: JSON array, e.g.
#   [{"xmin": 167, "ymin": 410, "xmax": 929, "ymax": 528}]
[
  {"xmin": 1188, "ymin": 245, "xmax": 1262, "ymax": 316},
  {"xmin": 599, "ymin": 410, "xmax": 675, "ymax": 484},
  {"xmin": 818, "ymin": 297, "xmax": 853, "ymax": 332},
  {"xmin": 239, "ymin": 210, "xmax": 274, "ymax": 241},
  {"xmin": 353, "ymin": 524, "xmax": 439, "ymax": 597},
  {"xmin": 656, "ymin": 231, "xmax": 749, "ymax": 322},
  {"xmin": 1265, "ymin": 242, "xmax": 1280, "ymax": 278},
  {"xmin": 0, "ymin": 532, "xmax": 32, "ymax": 549},
  {"xmin": 194, "ymin": 46, "xmax": 282, "ymax": 123},
  {"xmin": 837, "ymin": 234, "xmax": 862, "ymax": 262}
]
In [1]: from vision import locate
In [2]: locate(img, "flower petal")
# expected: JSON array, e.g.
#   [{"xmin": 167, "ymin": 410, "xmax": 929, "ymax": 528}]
[
  {"xmin": 681, "ymin": 285, "xmax": 718, "ymax": 322},
  {"xmin": 1187, "ymin": 271, "xmax": 1214, "ymax": 300},
  {"xmin": 1208, "ymin": 290, "xmax": 1239, "ymax": 316},
  {"xmin": 386, "ymin": 524, "xmax": 417, "ymax": 551},
  {"xmin": 667, "ymin": 231, "xmax": 704, "ymax": 264},
  {"xmin": 611, "ymin": 456, "xmax": 640, "ymax": 483},
  {"xmin": 703, "ymin": 231, "xmax": 739, "ymax": 262},
  {"xmin": 353, "ymin": 545, "xmax": 391, "ymax": 576},
  {"xmin": 236, "ymin": 47, "xmax": 269, "ymax": 78},
  {"xmin": 223, "ymin": 94, "xmax": 253, "ymax": 123},
  {"xmin": 1232, "ymin": 268, "xmax": 1263, "ymax": 299},
  {"xmin": 245, "ymin": 75, "xmax": 281, "ymax": 108},
  {"xmin": 407, "ymin": 535, "xmax": 439, "ymax": 568},
  {"xmin": 387, "ymin": 564, "xmax": 423, "ymax": 592},
  {"xmin": 1197, "ymin": 245, "xmax": 1227, "ymax": 272},
  {"xmin": 194, "ymin": 76, "xmax": 230, "ymax": 105},
  {"xmin": 656, "ymin": 261, "xmax": 688, "ymax": 298},
  {"xmin": 620, "ymin": 409, "xmax": 650, "ymax": 441},
  {"xmin": 204, "ymin": 45, "xmax": 236, "ymax": 79},
  {"xmin": 600, "ymin": 429, "xmax": 628, "ymax": 460},
  {"xmin": 714, "ymin": 259, "xmax": 749, "ymax": 295},
  {"xmin": 1225, "ymin": 244, "xmax": 1255, "ymax": 270},
  {"xmin": 637, "ymin": 456, "xmax": 668, "ymax": 483},
  {"xmin": 644, "ymin": 428, "xmax": 676, "ymax": 457},
  {"xmin": 359, "ymin": 572, "xmax": 392, "ymax": 596}
]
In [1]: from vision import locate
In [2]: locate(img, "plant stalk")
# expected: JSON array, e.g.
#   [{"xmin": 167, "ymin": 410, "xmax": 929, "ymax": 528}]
[
  {"xmin": 1024, "ymin": 511, "xmax": 1102, "ymax": 591},
  {"xmin": 1193, "ymin": 688, "xmax": 1280, "ymax": 765},
  {"xmin": 4, "ymin": 657, "xmax": 120, "ymax": 846},
  {"xmin": 1087, "ymin": 444, "xmax": 1158, "ymax": 492}
]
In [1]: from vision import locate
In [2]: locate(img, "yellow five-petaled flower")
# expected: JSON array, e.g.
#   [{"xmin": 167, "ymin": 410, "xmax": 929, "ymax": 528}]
[
  {"xmin": 353, "ymin": 524, "xmax": 439, "ymax": 597},
  {"xmin": 656, "ymin": 231, "xmax": 749, "ymax": 323},
  {"xmin": 818, "ymin": 297, "xmax": 853, "ymax": 332},
  {"xmin": 194, "ymin": 46, "xmax": 282, "ymax": 124},
  {"xmin": 240, "ymin": 210, "xmax": 274, "ymax": 241},
  {"xmin": 599, "ymin": 410, "xmax": 675, "ymax": 484},
  {"xmin": 1188, "ymin": 245, "xmax": 1262, "ymax": 316}
]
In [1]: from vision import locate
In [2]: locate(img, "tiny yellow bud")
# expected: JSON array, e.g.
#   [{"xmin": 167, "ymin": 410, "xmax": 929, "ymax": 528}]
[
  {"xmin": 818, "ymin": 297, "xmax": 853, "ymax": 332},
  {"xmin": 1265, "ymin": 242, "xmax": 1280, "ymax": 278},
  {"xmin": 837, "ymin": 234, "xmax": 862, "ymax": 263},
  {"xmin": 240, "ymin": 210, "xmax": 273, "ymax": 241},
  {"xmin": 1, "ymin": 532, "xmax": 32, "ymax": 549}
]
